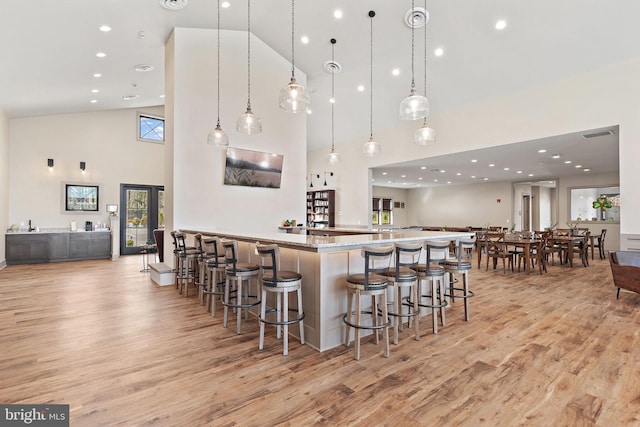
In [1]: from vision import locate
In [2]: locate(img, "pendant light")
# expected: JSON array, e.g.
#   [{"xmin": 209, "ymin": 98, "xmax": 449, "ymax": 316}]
[
  {"xmin": 327, "ymin": 38, "xmax": 340, "ymax": 165},
  {"xmin": 278, "ymin": 0, "xmax": 310, "ymax": 113},
  {"xmin": 399, "ymin": 0, "xmax": 429, "ymax": 120},
  {"xmin": 207, "ymin": 0, "xmax": 229, "ymax": 146},
  {"xmin": 236, "ymin": 0, "xmax": 262, "ymax": 134},
  {"xmin": 363, "ymin": 10, "xmax": 381, "ymax": 157},
  {"xmin": 415, "ymin": 0, "xmax": 436, "ymax": 145}
]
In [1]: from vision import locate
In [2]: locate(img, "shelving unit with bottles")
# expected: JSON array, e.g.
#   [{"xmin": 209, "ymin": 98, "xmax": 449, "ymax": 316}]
[{"xmin": 307, "ymin": 190, "xmax": 335, "ymax": 228}]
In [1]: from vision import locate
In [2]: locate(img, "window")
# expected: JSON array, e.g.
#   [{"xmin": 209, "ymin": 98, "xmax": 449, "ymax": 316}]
[{"xmin": 137, "ymin": 112, "xmax": 164, "ymax": 143}]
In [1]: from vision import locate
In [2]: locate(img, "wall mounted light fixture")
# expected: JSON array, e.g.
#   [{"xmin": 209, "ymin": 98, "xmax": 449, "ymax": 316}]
[
  {"xmin": 47, "ymin": 158, "xmax": 54, "ymax": 168},
  {"xmin": 309, "ymin": 173, "xmax": 319, "ymax": 188},
  {"xmin": 323, "ymin": 171, "xmax": 334, "ymax": 186},
  {"xmin": 80, "ymin": 161, "xmax": 86, "ymax": 172}
]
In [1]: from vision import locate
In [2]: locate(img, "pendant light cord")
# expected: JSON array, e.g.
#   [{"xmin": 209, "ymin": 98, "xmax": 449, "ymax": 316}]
[
  {"xmin": 410, "ymin": 0, "xmax": 416, "ymax": 91},
  {"xmin": 290, "ymin": 0, "xmax": 295, "ymax": 78},
  {"xmin": 331, "ymin": 39, "xmax": 335, "ymax": 151},
  {"xmin": 246, "ymin": 0, "xmax": 252, "ymax": 109},
  {"xmin": 216, "ymin": 0, "xmax": 221, "ymax": 126},
  {"xmin": 369, "ymin": 11, "xmax": 374, "ymax": 139},
  {"xmin": 422, "ymin": 0, "xmax": 427, "ymax": 125}
]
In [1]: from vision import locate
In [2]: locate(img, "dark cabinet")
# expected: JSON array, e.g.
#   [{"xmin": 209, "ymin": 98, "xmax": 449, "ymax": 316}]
[
  {"xmin": 6, "ymin": 234, "xmax": 49, "ymax": 264},
  {"xmin": 6, "ymin": 232, "xmax": 111, "ymax": 265}
]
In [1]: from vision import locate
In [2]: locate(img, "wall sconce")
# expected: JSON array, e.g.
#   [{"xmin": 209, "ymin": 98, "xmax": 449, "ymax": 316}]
[
  {"xmin": 47, "ymin": 158, "xmax": 54, "ymax": 169},
  {"xmin": 323, "ymin": 171, "xmax": 334, "ymax": 186},
  {"xmin": 309, "ymin": 173, "xmax": 320, "ymax": 188},
  {"xmin": 80, "ymin": 161, "xmax": 86, "ymax": 173}
]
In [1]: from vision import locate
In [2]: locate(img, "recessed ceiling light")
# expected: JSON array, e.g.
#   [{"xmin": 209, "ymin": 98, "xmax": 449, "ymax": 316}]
[
  {"xmin": 306, "ymin": 108, "xmax": 312, "ymax": 114},
  {"xmin": 495, "ymin": 20, "xmax": 507, "ymax": 30},
  {"xmin": 401, "ymin": 175, "xmax": 406, "ymax": 178},
  {"xmin": 91, "ymin": 89, "xmax": 99, "ymax": 93},
  {"xmin": 517, "ymin": 171, "xmax": 522, "ymax": 174},
  {"xmin": 564, "ymin": 160, "xmax": 572, "ymax": 164},
  {"xmin": 433, "ymin": 179, "xmax": 438, "ymax": 182},
  {"xmin": 471, "ymin": 159, "xmax": 477, "ymax": 163},
  {"xmin": 583, "ymin": 168, "xmax": 591, "ymax": 172},
  {"xmin": 392, "ymin": 69, "xmax": 400, "ymax": 76},
  {"xmin": 434, "ymin": 48, "xmax": 444, "ymax": 57},
  {"xmin": 96, "ymin": 52, "xmax": 106, "ymax": 58},
  {"xmin": 99, "ymin": 25, "xmax": 111, "ymax": 32},
  {"xmin": 334, "ymin": 9, "xmax": 343, "ymax": 19},
  {"xmin": 357, "ymin": 85, "xmax": 365, "ymax": 92},
  {"xmin": 489, "ymin": 164, "xmax": 495, "ymax": 167},
  {"xmin": 135, "ymin": 64, "xmax": 154, "ymax": 72},
  {"xmin": 503, "ymin": 167, "xmax": 509, "ymax": 171},
  {"xmin": 420, "ymin": 166, "xmax": 426, "ymax": 170},
  {"xmin": 221, "ymin": 1, "xmax": 230, "ymax": 8},
  {"xmin": 456, "ymin": 172, "xmax": 462, "ymax": 176},
  {"xmin": 122, "ymin": 95, "xmax": 139, "ymax": 101},
  {"xmin": 471, "ymin": 175, "xmax": 476, "ymax": 179},
  {"xmin": 300, "ymin": 35, "xmax": 309, "ymax": 44},
  {"xmin": 551, "ymin": 153, "xmax": 561, "ymax": 159},
  {"xmin": 90, "ymin": 100, "xmax": 98, "ymax": 104},
  {"xmin": 447, "ymin": 181, "xmax": 451, "ymax": 184},
  {"xmin": 538, "ymin": 149, "xmax": 547, "ymax": 153},
  {"xmin": 483, "ymin": 177, "xmax": 489, "ymax": 181},
  {"xmin": 382, "ymin": 172, "xmax": 388, "ymax": 175},
  {"xmin": 93, "ymin": 73, "xmax": 102, "ymax": 78},
  {"xmin": 440, "ymin": 170, "xmax": 445, "ymax": 173},
  {"xmin": 418, "ymin": 177, "xmax": 423, "ymax": 180},
  {"xmin": 528, "ymin": 174, "xmax": 534, "ymax": 177},
  {"xmin": 575, "ymin": 165, "xmax": 582, "ymax": 168},
  {"xmin": 160, "ymin": 94, "xmax": 165, "ymax": 98},
  {"xmin": 329, "ymin": 97, "xmax": 335, "ymax": 104},
  {"xmin": 160, "ymin": 0, "xmax": 188, "ymax": 11}
]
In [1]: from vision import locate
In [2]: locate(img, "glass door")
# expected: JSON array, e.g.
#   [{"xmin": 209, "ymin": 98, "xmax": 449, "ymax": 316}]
[{"xmin": 120, "ymin": 184, "xmax": 164, "ymax": 256}]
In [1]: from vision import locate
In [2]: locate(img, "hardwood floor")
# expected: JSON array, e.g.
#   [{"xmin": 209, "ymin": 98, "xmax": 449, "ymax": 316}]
[{"xmin": 1, "ymin": 254, "xmax": 639, "ymax": 426}]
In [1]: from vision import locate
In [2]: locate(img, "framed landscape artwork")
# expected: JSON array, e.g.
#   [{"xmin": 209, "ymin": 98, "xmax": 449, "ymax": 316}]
[{"xmin": 224, "ymin": 147, "xmax": 283, "ymax": 188}]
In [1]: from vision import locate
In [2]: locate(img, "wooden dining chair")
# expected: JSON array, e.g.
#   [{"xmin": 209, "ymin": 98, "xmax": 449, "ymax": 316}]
[{"xmin": 483, "ymin": 234, "xmax": 513, "ymax": 273}]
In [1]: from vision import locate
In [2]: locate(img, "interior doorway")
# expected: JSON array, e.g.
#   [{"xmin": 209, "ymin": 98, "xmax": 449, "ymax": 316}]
[{"xmin": 521, "ymin": 194, "xmax": 531, "ymax": 231}]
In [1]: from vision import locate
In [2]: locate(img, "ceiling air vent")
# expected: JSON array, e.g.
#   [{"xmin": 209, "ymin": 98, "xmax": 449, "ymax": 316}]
[
  {"xmin": 160, "ymin": 0, "xmax": 188, "ymax": 11},
  {"xmin": 582, "ymin": 130, "xmax": 613, "ymax": 139}
]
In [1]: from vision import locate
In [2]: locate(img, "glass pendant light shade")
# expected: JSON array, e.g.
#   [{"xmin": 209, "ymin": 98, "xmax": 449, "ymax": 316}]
[
  {"xmin": 415, "ymin": 120, "xmax": 436, "ymax": 145},
  {"xmin": 327, "ymin": 149, "xmax": 340, "ymax": 164},
  {"xmin": 399, "ymin": 89, "xmax": 430, "ymax": 120},
  {"xmin": 236, "ymin": 107, "xmax": 262, "ymax": 134},
  {"xmin": 279, "ymin": 77, "xmax": 310, "ymax": 113},
  {"xmin": 207, "ymin": 124, "xmax": 229, "ymax": 147},
  {"xmin": 363, "ymin": 136, "xmax": 381, "ymax": 157}
]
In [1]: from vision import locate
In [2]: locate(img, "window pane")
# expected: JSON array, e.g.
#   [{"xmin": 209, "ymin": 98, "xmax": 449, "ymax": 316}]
[{"xmin": 138, "ymin": 114, "xmax": 164, "ymax": 142}]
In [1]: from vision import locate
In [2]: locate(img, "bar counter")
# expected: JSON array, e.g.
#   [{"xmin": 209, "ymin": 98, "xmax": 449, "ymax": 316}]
[{"xmin": 181, "ymin": 227, "xmax": 474, "ymax": 351}]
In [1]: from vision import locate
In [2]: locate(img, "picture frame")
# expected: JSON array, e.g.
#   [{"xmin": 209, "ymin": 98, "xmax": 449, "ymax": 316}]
[
  {"xmin": 65, "ymin": 184, "xmax": 99, "ymax": 212},
  {"xmin": 224, "ymin": 147, "xmax": 283, "ymax": 188}
]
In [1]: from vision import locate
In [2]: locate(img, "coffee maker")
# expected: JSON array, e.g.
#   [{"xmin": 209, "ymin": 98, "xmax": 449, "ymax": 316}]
[{"xmin": 85, "ymin": 221, "xmax": 93, "ymax": 231}]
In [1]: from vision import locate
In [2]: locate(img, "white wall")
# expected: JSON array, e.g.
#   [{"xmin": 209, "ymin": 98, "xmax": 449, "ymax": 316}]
[
  {"xmin": 406, "ymin": 181, "xmax": 513, "ymax": 229},
  {"xmin": 0, "ymin": 108, "xmax": 8, "ymax": 267},
  {"xmin": 372, "ymin": 187, "xmax": 409, "ymax": 227},
  {"xmin": 308, "ymin": 59, "xmax": 640, "ymax": 249},
  {"xmin": 166, "ymin": 28, "xmax": 307, "ymax": 238},
  {"xmin": 8, "ymin": 107, "xmax": 165, "ymax": 230}
]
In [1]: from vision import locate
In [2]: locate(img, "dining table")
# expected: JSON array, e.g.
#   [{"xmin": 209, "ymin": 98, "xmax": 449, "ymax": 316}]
[
  {"xmin": 547, "ymin": 235, "xmax": 586, "ymax": 267},
  {"xmin": 503, "ymin": 237, "xmax": 541, "ymax": 274}
]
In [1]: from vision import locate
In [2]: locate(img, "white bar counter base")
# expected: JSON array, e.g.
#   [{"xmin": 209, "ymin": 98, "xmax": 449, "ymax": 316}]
[{"xmin": 181, "ymin": 227, "xmax": 474, "ymax": 352}]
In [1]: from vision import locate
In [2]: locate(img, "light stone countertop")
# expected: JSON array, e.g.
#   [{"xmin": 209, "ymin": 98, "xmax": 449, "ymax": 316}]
[{"xmin": 181, "ymin": 227, "xmax": 474, "ymax": 253}]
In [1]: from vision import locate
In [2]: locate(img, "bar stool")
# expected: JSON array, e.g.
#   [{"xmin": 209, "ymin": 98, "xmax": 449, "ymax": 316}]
[
  {"xmin": 343, "ymin": 245, "xmax": 393, "ymax": 360},
  {"xmin": 221, "ymin": 239, "xmax": 260, "ymax": 334},
  {"xmin": 174, "ymin": 232, "xmax": 200, "ymax": 297},
  {"xmin": 379, "ymin": 242, "xmax": 421, "ymax": 344},
  {"xmin": 202, "ymin": 236, "xmax": 226, "ymax": 316},
  {"xmin": 256, "ymin": 243, "xmax": 305, "ymax": 355},
  {"xmin": 411, "ymin": 240, "xmax": 449, "ymax": 334},
  {"xmin": 440, "ymin": 238, "xmax": 475, "ymax": 322}
]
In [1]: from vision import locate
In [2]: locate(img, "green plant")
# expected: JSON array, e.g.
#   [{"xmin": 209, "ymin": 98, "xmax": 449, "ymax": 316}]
[{"xmin": 126, "ymin": 239, "xmax": 134, "ymax": 247}]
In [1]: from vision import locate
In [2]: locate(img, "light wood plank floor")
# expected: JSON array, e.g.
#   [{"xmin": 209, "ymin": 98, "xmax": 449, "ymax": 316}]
[{"xmin": 1, "ymin": 254, "xmax": 639, "ymax": 426}]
